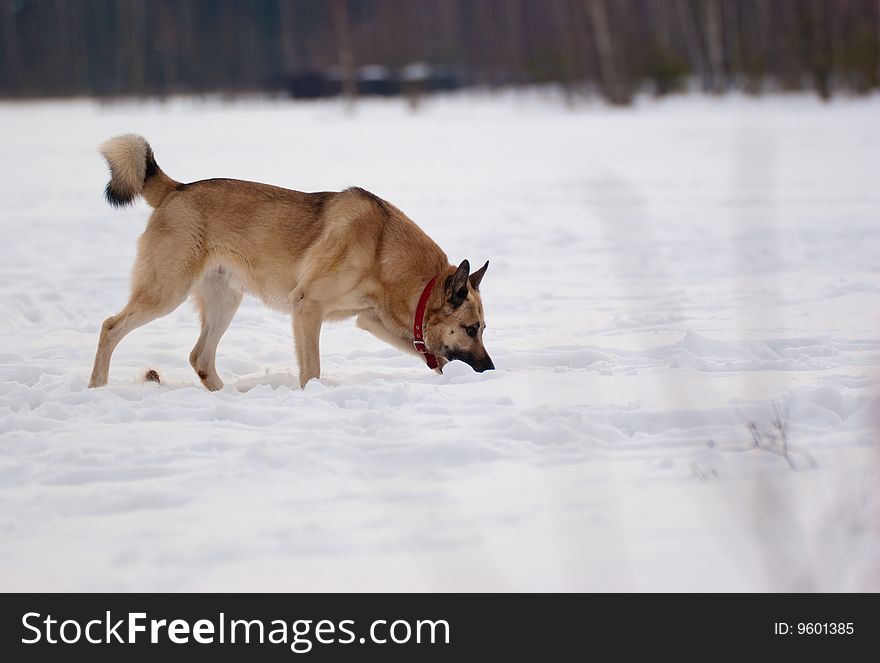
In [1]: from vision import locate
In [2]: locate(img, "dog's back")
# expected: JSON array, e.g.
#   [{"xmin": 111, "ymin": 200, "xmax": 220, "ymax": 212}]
[{"xmin": 100, "ymin": 135, "xmax": 445, "ymax": 309}]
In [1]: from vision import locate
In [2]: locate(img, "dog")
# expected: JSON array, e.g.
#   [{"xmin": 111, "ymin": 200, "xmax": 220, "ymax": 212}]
[{"xmin": 89, "ymin": 134, "xmax": 494, "ymax": 390}]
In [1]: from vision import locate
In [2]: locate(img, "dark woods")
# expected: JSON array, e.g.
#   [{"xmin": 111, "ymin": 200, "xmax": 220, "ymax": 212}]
[{"xmin": 1, "ymin": 0, "xmax": 878, "ymax": 103}]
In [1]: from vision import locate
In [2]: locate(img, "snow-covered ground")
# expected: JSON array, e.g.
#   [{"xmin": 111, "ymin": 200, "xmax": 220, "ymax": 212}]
[{"xmin": 0, "ymin": 91, "xmax": 878, "ymax": 592}]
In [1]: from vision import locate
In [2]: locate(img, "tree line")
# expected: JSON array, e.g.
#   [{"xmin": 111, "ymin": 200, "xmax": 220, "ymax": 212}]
[{"xmin": 1, "ymin": 0, "xmax": 878, "ymax": 103}]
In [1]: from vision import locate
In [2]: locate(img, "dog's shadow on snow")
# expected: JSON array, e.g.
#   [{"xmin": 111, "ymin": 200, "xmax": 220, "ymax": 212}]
[
  {"xmin": 231, "ymin": 370, "xmax": 431, "ymax": 393},
  {"xmin": 232, "ymin": 363, "xmax": 498, "ymax": 393},
  {"xmin": 233, "ymin": 371, "xmax": 299, "ymax": 392}
]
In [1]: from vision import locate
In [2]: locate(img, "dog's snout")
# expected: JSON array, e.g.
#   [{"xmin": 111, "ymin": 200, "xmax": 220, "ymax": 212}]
[
  {"xmin": 475, "ymin": 356, "xmax": 495, "ymax": 372},
  {"xmin": 447, "ymin": 349, "xmax": 495, "ymax": 373}
]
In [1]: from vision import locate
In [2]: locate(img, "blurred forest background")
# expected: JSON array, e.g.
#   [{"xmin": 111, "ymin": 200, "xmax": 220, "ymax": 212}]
[{"xmin": 1, "ymin": 0, "xmax": 879, "ymax": 104}]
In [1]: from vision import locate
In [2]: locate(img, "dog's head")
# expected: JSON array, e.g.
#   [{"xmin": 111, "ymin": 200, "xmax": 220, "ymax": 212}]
[{"xmin": 425, "ymin": 259, "xmax": 494, "ymax": 373}]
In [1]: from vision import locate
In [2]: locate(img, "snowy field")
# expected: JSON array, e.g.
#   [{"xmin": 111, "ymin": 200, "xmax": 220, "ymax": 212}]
[{"xmin": 0, "ymin": 91, "xmax": 878, "ymax": 592}]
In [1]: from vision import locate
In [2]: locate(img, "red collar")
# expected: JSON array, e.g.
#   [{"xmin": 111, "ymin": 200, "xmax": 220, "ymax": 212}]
[{"xmin": 413, "ymin": 276, "xmax": 440, "ymax": 370}]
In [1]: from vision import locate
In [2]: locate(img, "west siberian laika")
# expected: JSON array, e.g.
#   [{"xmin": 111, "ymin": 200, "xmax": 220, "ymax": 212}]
[{"xmin": 89, "ymin": 134, "xmax": 494, "ymax": 390}]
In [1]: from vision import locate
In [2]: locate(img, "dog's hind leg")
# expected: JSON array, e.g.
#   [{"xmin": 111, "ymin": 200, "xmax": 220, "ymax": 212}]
[
  {"xmin": 89, "ymin": 282, "xmax": 190, "ymax": 388},
  {"xmin": 90, "ymin": 203, "xmax": 207, "ymax": 388},
  {"xmin": 189, "ymin": 269, "xmax": 243, "ymax": 391}
]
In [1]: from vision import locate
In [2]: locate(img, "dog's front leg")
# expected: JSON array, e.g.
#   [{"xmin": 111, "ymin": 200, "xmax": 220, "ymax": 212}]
[{"xmin": 292, "ymin": 298, "xmax": 323, "ymax": 388}]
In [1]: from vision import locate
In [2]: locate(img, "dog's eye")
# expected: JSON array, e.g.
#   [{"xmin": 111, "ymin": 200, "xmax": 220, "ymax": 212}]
[{"xmin": 465, "ymin": 325, "xmax": 478, "ymax": 338}]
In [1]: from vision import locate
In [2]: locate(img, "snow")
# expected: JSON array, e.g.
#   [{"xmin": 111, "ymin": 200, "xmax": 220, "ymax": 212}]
[{"xmin": 0, "ymin": 91, "xmax": 878, "ymax": 591}]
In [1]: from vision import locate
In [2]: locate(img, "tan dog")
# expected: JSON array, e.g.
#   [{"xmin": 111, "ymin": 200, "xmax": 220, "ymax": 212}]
[{"xmin": 89, "ymin": 134, "xmax": 494, "ymax": 390}]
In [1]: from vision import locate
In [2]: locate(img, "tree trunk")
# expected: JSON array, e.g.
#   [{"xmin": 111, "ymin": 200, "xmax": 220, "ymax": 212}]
[
  {"xmin": 588, "ymin": 0, "xmax": 628, "ymax": 104},
  {"xmin": 503, "ymin": 0, "xmax": 524, "ymax": 83},
  {"xmin": 330, "ymin": 0, "xmax": 357, "ymax": 107},
  {"xmin": 875, "ymin": 0, "xmax": 880, "ymax": 87},
  {"xmin": 278, "ymin": 0, "xmax": 298, "ymax": 77},
  {"xmin": 675, "ymin": 0, "xmax": 707, "ymax": 89},
  {"xmin": 705, "ymin": 0, "xmax": 724, "ymax": 92}
]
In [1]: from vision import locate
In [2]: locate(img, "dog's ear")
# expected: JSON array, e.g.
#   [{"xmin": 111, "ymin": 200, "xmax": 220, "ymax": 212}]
[
  {"xmin": 469, "ymin": 260, "xmax": 489, "ymax": 291},
  {"xmin": 446, "ymin": 259, "xmax": 470, "ymax": 309}
]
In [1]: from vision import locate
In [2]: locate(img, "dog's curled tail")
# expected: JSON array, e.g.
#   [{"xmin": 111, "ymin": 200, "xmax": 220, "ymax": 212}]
[{"xmin": 99, "ymin": 134, "xmax": 179, "ymax": 209}]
